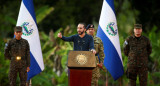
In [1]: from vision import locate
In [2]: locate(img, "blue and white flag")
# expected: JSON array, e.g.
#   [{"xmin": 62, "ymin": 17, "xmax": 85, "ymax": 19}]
[
  {"xmin": 16, "ymin": 0, "xmax": 44, "ymax": 80},
  {"xmin": 97, "ymin": 0, "xmax": 124, "ymax": 80}
]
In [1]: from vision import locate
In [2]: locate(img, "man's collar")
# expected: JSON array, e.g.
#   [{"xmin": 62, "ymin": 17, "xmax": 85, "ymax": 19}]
[
  {"xmin": 15, "ymin": 38, "xmax": 22, "ymax": 41},
  {"xmin": 132, "ymin": 35, "xmax": 142, "ymax": 39},
  {"xmin": 79, "ymin": 33, "xmax": 86, "ymax": 38}
]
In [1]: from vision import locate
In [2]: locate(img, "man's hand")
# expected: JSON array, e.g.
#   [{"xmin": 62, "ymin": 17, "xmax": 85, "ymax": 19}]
[
  {"xmin": 27, "ymin": 67, "xmax": 30, "ymax": 72},
  {"xmin": 57, "ymin": 32, "xmax": 62, "ymax": 38},
  {"xmin": 97, "ymin": 63, "xmax": 106, "ymax": 72},
  {"xmin": 91, "ymin": 49, "xmax": 96, "ymax": 54},
  {"xmin": 97, "ymin": 62, "xmax": 103, "ymax": 68}
]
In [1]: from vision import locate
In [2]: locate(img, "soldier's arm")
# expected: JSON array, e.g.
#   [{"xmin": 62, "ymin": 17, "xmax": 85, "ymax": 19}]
[
  {"xmin": 4, "ymin": 40, "xmax": 11, "ymax": 60},
  {"xmin": 99, "ymin": 39, "xmax": 105, "ymax": 63},
  {"xmin": 26, "ymin": 41, "xmax": 30, "ymax": 67},
  {"xmin": 89, "ymin": 36, "xmax": 96, "ymax": 54},
  {"xmin": 123, "ymin": 38, "xmax": 130, "ymax": 56},
  {"xmin": 147, "ymin": 39, "xmax": 152, "ymax": 56},
  {"xmin": 89, "ymin": 36, "xmax": 95, "ymax": 50}
]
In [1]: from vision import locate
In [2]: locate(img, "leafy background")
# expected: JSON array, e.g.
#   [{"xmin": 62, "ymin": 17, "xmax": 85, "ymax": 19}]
[{"xmin": 0, "ymin": 0, "xmax": 160, "ymax": 86}]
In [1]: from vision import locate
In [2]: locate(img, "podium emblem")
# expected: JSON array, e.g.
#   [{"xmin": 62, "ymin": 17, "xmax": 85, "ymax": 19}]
[
  {"xmin": 76, "ymin": 54, "xmax": 87, "ymax": 65},
  {"xmin": 68, "ymin": 51, "xmax": 96, "ymax": 67}
]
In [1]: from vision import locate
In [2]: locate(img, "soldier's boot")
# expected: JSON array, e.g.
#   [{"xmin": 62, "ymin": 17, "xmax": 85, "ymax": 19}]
[{"xmin": 129, "ymin": 79, "xmax": 136, "ymax": 86}]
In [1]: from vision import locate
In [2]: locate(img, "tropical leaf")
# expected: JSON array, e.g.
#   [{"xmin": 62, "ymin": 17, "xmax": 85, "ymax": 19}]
[{"xmin": 36, "ymin": 6, "xmax": 54, "ymax": 24}]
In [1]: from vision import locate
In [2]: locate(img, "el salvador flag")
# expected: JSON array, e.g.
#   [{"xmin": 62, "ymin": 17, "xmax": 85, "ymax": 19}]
[
  {"xmin": 16, "ymin": 0, "xmax": 44, "ymax": 80},
  {"xmin": 97, "ymin": 0, "xmax": 124, "ymax": 80}
]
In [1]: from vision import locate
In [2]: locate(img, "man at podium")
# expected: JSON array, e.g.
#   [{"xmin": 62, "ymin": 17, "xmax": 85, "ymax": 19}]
[
  {"xmin": 57, "ymin": 23, "xmax": 96, "ymax": 54},
  {"xmin": 58, "ymin": 23, "xmax": 97, "ymax": 86}
]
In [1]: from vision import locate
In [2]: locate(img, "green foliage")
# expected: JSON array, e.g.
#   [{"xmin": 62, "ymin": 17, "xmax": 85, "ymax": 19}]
[
  {"xmin": 0, "ymin": 37, "xmax": 10, "ymax": 86},
  {"xmin": 36, "ymin": 6, "xmax": 54, "ymax": 24},
  {"xmin": 143, "ymin": 26, "xmax": 160, "ymax": 71},
  {"xmin": 5, "ymin": 15, "xmax": 17, "ymax": 25},
  {"xmin": 0, "ymin": 0, "xmax": 160, "ymax": 86},
  {"xmin": 30, "ymin": 27, "xmax": 73, "ymax": 85},
  {"xmin": 115, "ymin": 0, "xmax": 139, "ymax": 35},
  {"xmin": 32, "ymin": 72, "xmax": 53, "ymax": 86}
]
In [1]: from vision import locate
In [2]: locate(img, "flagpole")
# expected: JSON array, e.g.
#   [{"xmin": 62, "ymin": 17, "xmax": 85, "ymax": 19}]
[
  {"xmin": 26, "ymin": 79, "xmax": 32, "ymax": 86},
  {"xmin": 97, "ymin": 0, "xmax": 124, "ymax": 80},
  {"xmin": 106, "ymin": 70, "xmax": 108, "ymax": 86},
  {"xmin": 17, "ymin": 0, "xmax": 44, "ymax": 81},
  {"xmin": 118, "ymin": 77, "xmax": 122, "ymax": 86},
  {"xmin": 29, "ymin": 79, "xmax": 32, "ymax": 86}
]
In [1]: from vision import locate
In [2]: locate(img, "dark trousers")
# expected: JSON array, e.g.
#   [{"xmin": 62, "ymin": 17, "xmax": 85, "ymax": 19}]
[
  {"xmin": 9, "ymin": 66, "xmax": 27, "ymax": 86},
  {"xmin": 129, "ymin": 67, "xmax": 148, "ymax": 86}
]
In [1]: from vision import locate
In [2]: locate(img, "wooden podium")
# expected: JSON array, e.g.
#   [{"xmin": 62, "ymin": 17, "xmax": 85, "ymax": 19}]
[{"xmin": 68, "ymin": 51, "xmax": 96, "ymax": 86}]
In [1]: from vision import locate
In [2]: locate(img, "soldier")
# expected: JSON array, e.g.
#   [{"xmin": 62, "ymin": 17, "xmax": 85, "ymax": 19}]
[
  {"xmin": 4, "ymin": 26, "xmax": 30, "ymax": 86},
  {"xmin": 86, "ymin": 24, "xmax": 105, "ymax": 86},
  {"xmin": 123, "ymin": 24, "xmax": 152, "ymax": 86},
  {"xmin": 57, "ymin": 23, "xmax": 96, "ymax": 53}
]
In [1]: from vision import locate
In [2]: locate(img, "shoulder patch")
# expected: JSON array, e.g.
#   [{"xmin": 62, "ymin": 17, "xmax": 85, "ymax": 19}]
[{"xmin": 124, "ymin": 40, "xmax": 128, "ymax": 45}]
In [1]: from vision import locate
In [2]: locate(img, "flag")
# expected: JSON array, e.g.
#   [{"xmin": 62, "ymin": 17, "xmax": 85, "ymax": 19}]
[
  {"xmin": 96, "ymin": 0, "xmax": 124, "ymax": 80},
  {"xmin": 16, "ymin": 0, "xmax": 44, "ymax": 80}
]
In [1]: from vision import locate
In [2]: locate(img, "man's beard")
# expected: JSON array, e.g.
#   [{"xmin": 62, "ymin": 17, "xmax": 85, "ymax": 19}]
[{"xmin": 78, "ymin": 30, "xmax": 85, "ymax": 35}]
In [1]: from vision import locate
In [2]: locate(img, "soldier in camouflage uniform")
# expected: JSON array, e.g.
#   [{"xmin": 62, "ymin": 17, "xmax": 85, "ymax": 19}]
[
  {"xmin": 123, "ymin": 24, "xmax": 152, "ymax": 86},
  {"xmin": 4, "ymin": 26, "xmax": 30, "ymax": 86},
  {"xmin": 86, "ymin": 24, "xmax": 105, "ymax": 86}
]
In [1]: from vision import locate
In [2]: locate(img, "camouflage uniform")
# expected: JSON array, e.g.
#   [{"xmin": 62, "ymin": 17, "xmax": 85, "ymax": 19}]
[
  {"xmin": 123, "ymin": 35, "xmax": 152, "ymax": 86},
  {"xmin": 5, "ymin": 38, "xmax": 30, "ymax": 86},
  {"xmin": 91, "ymin": 36, "xmax": 105, "ymax": 86}
]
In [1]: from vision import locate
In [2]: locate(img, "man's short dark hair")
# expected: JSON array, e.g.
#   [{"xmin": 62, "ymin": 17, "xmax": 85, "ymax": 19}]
[{"xmin": 78, "ymin": 23, "xmax": 86, "ymax": 29}]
